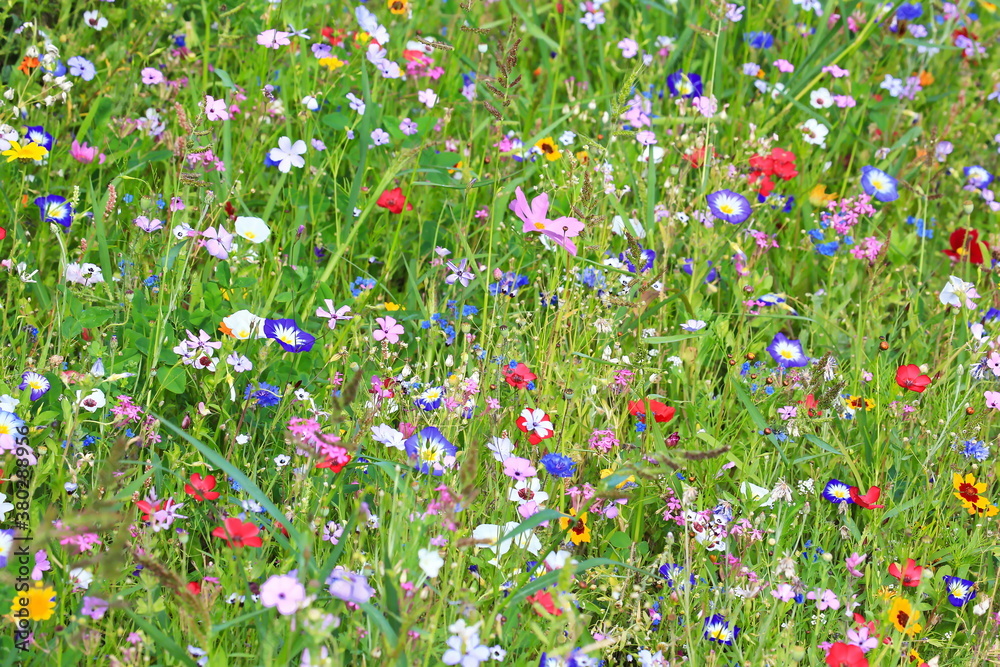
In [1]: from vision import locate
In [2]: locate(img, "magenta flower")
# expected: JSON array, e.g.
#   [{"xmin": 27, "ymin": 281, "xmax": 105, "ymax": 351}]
[
  {"xmin": 502, "ymin": 456, "xmax": 537, "ymax": 481},
  {"xmin": 373, "ymin": 316, "xmax": 404, "ymax": 344},
  {"xmin": 771, "ymin": 583, "xmax": 795, "ymax": 601},
  {"xmin": 316, "ymin": 300, "xmax": 353, "ymax": 329},
  {"xmin": 509, "ymin": 187, "xmax": 584, "ymax": 255},
  {"xmin": 70, "ymin": 140, "xmax": 103, "ymax": 164}
]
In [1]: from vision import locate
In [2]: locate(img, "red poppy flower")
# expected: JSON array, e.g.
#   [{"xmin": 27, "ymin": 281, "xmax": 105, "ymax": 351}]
[
  {"xmin": 187, "ymin": 581, "xmax": 202, "ymax": 595},
  {"xmin": 627, "ymin": 399, "xmax": 676, "ymax": 424},
  {"xmin": 682, "ymin": 146, "xmax": 718, "ymax": 169},
  {"xmin": 895, "ymin": 365, "xmax": 931, "ymax": 393},
  {"xmin": 184, "ymin": 473, "xmax": 221, "ymax": 501},
  {"xmin": 376, "ymin": 187, "xmax": 413, "ymax": 214},
  {"xmin": 526, "ymin": 590, "xmax": 563, "ymax": 617},
  {"xmin": 211, "ymin": 517, "xmax": 263, "ymax": 548},
  {"xmin": 888, "ymin": 558, "xmax": 923, "ymax": 587},
  {"xmin": 825, "ymin": 642, "xmax": 869, "ymax": 667},
  {"xmin": 0, "ymin": 225, "xmax": 6, "ymax": 240},
  {"xmin": 503, "ymin": 363, "xmax": 537, "ymax": 389},
  {"xmin": 848, "ymin": 485, "xmax": 885, "ymax": 509},
  {"xmin": 748, "ymin": 147, "xmax": 799, "ymax": 198},
  {"xmin": 943, "ymin": 228, "xmax": 989, "ymax": 264},
  {"xmin": 273, "ymin": 518, "xmax": 290, "ymax": 538}
]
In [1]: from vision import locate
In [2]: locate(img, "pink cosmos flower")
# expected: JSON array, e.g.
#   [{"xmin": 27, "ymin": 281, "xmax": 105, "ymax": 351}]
[
  {"xmin": 316, "ymin": 300, "xmax": 353, "ymax": 329},
  {"xmin": 822, "ymin": 64, "xmax": 850, "ymax": 78},
  {"xmin": 509, "ymin": 187, "xmax": 584, "ymax": 255},
  {"xmin": 205, "ymin": 95, "xmax": 230, "ymax": 121},
  {"xmin": 691, "ymin": 95, "xmax": 718, "ymax": 118},
  {"xmin": 373, "ymin": 316, "xmax": 404, "ymax": 344},
  {"xmin": 260, "ymin": 574, "xmax": 308, "ymax": 615},
  {"xmin": 774, "ymin": 59, "xmax": 794, "ymax": 72}
]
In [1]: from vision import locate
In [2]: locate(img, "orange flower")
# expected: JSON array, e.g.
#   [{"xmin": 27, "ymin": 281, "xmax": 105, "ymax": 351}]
[
  {"xmin": 918, "ymin": 71, "xmax": 934, "ymax": 87},
  {"xmin": 18, "ymin": 56, "xmax": 39, "ymax": 75}
]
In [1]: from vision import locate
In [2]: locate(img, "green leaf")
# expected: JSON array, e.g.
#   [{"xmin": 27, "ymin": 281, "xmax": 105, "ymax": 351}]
[
  {"xmin": 644, "ymin": 333, "xmax": 707, "ymax": 345},
  {"xmin": 214, "ymin": 67, "xmax": 238, "ymax": 90},
  {"xmin": 609, "ymin": 531, "xmax": 633, "ymax": 549},
  {"xmin": 76, "ymin": 97, "xmax": 114, "ymax": 143},
  {"xmin": 157, "ymin": 365, "xmax": 187, "ymax": 394},
  {"xmin": 731, "ymin": 381, "xmax": 791, "ymax": 466}
]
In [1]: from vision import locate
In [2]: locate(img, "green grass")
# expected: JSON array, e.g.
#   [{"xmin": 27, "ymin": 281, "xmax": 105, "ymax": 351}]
[{"xmin": 1, "ymin": 0, "xmax": 1000, "ymax": 665}]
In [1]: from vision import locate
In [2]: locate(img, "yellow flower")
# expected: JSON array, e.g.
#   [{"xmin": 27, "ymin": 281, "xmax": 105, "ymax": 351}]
[
  {"xmin": 384, "ymin": 302, "xmax": 403, "ymax": 311},
  {"xmin": 559, "ymin": 509, "xmax": 591, "ymax": 545},
  {"xmin": 9, "ymin": 582, "xmax": 56, "ymax": 622},
  {"xmin": 953, "ymin": 473, "xmax": 989, "ymax": 508},
  {"xmin": 844, "ymin": 395, "xmax": 874, "ymax": 411},
  {"xmin": 877, "ymin": 585, "xmax": 897, "ymax": 601},
  {"xmin": 387, "ymin": 0, "xmax": 409, "ymax": 14},
  {"xmin": 809, "ymin": 184, "xmax": 837, "ymax": 207},
  {"xmin": 600, "ymin": 468, "xmax": 635, "ymax": 489},
  {"xmin": 535, "ymin": 137, "xmax": 561, "ymax": 161},
  {"xmin": 2, "ymin": 141, "xmax": 48, "ymax": 163},
  {"xmin": 887, "ymin": 597, "xmax": 922, "ymax": 636},
  {"xmin": 319, "ymin": 57, "xmax": 346, "ymax": 71},
  {"xmin": 962, "ymin": 499, "xmax": 999, "ymax": 517}
]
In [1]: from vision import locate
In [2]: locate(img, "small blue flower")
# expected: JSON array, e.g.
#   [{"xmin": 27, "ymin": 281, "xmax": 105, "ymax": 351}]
[
  {"xmin": 744, "ymin": 32, "xmax": 774, "ymax": 49},
  {"xmin": 539, "ymin": 453, "xmax": 577, "ymax": 478}
]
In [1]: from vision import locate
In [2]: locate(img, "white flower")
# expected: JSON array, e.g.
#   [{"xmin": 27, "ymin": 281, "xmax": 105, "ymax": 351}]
[
  {"xmin": 301, "ymin": 95, "xmax": 319, "ymax": 111},
  {"xmin": 940, "ymin": 275, "xmax": 980, "ymax": 310},
  {"xmin": 76, "ymin": 388, "xmax": 106, "ymax": 412},
  {"xmin": 83, "ymin": 10, "xmax": 107, "ymax": 30},
  {"xmin": 508, "ymin": 478, "xmax": 550, "ymax": 506},
  {"xmin": 418, "ymin": 89, "xmax": 438, "ymax": 108},
  {"xmin": 69, "ymin": 568, "xmax": 94, "ymax": 590},
  {"xmin": 274, "ymin": 455, "xmax": 291, "ymax": 467},
  {"xmin": 221, "ymin": 310, "xmax": 266, "ymax": 339},
  {"xmin": 800, "ymin": 118, "xmax": 829, "ymax": 148},
  {"xmin": 611, "ymin": 215, "xmax": 647, "ymax": 239},
  {"xmin": 417, "ymin": 547, "xmax": 444, "ymax": 578},
  {"xmin": 680, "ymin": 319, "xmax": 707, "ymax": 332},
  {"xmin": 268, "ymin": 136, "xmax": 307, "ymax": 173},
  {"xmin": 486, "ymin": 436, "xmax": 514, "ymax": 462},
  {"xmin": 236, "ymin": 434, "xmax": 250, "ymax": 445},
  {"xmin": 0, "ymin": 493, "xmax": 14, "ymax": 521},
  {"xmin": 809, "ymin": 87, "xmax": 834, "ymax": 109},
  {"xmin": 0, "ymin": 395, "xmax": 20, "ymax": 413},
  {"xmin": 637, "ymin": 145, "xmax": 665, "ymax": 164},
  {"xmin": 234, "ymin": 217, "xmax": 271, "ymax": 244},
  {"xmin": 371, "ymin": 424, "xmax": 405, "ymax": 450},
  {"xmin": 470, "ymin": 521, "xmax": 541, "ymax": 565}
]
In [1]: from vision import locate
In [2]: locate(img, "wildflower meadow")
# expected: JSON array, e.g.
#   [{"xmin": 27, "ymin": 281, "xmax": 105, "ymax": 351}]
[{"xmin": 2, "ymin": 0, "xmax": 1000, "ymax": 665}]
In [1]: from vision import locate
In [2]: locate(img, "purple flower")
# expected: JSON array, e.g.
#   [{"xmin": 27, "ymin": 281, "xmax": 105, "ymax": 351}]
[
  {"xmin": 35, "ymin": 195, "xmax": 74, "ymax": 228},
  {"xmin": 264, "ymin": 319, "xmax": 316, "ymax": 353},
  {"xmin": 666, "ymin": 71, "xmax": 703, "ymax": 98},
  {"xmin": 404, "ymin": 427, "xmax": 457, "ymax": 475},
  {"xmin": 18, "ymin": 372, "xmax": 50, "ymax": 401},
  {"xmin": 327, "ymin": 567, "xmax": 374, "ymax": 604},
  {"xmin": 822, "ymin": 479, "xmax": 853, "ymax": 504},
  {"xmin": 260, "ymin": 574, "xmax": 308, "ymax": 615},
  {"xmin": 766, "ymin": 332, "xmax": 808, "ymax": 368},
  {"xmin": 80, "ymin": 596, "xmax": 109, "ymax": 620},
  {"xmin": 399, "ymin": 118, "xmax": 418, "ymax": 136},
  {"xmin": 706, "ymin": 190, "xmax": 752, "ymax": 224}
]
